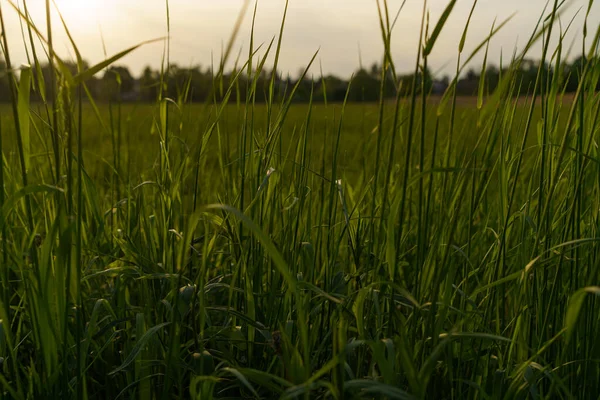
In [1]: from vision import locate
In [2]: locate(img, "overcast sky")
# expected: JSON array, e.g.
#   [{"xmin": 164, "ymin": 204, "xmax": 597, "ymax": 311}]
[{"xmin": 2, "ymin": 0, "xmax": 598, "ymax": 79}]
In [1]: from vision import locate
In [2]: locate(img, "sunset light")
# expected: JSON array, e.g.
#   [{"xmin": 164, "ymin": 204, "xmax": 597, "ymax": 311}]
[{"xmin": 52, "ymin": 0, "xmax": 112, "ymax": 30}]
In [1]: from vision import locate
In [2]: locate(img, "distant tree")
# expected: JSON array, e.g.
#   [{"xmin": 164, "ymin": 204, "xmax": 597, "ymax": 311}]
[
  {"xmin": 370, "ymin": 62, "xmax": 381, "ymax": 78},
  {"xmin": 315, "ymin": 75, "xmax": 348, "ymax": 102},
  {"xmin": 396, "ymin": 66, "xmax": 432, "ymax": 97},
  {"xmin": 291, "ymin": 71, "xmax": 313, "ymax": 103},
  {"xmin": 348, "ymin": 68, "xmax": 379, "ymax": 102},
  {"xmin": 483, "ymin": 64, "xmax": 501, "ymax": 94},
  {"xmin": 189, "ymin": 65, "xmax": 213, "ymax": 102},
  {"xmin": 466, "ymin": 68, "xmax": 477, "ymax": 81},
  {"xmin": 99, "ymin": 65, "xmax": 136, "ymax": 101},
  {"xmin": 3, "ymin": 53, "xmax": 592, "ymax": 105},
  {"xmin": 565, "ymin": 56, "xmax": 585, "ymax": 93},
  {"xmin": 513, "ymin": 58, "xmax": 552, "ymax": 95},
  {"xmin": 140, "ymin": 66, "xmax": 159, "ymax": 102}
]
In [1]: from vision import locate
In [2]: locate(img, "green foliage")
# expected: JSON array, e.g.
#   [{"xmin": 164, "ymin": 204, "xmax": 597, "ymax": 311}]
[{"xmin": 0, "ymin": 0, "xmax": 600, "ymax": 399}]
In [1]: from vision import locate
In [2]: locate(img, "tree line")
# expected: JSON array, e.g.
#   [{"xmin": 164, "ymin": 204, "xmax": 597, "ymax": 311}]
[{"xmin": 0, "ymin": 55, "xmax": 594, "ymax": 103}]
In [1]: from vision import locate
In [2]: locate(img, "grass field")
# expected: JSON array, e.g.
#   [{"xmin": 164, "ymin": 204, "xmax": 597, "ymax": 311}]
[{"xmin": 1, "ymin": 0, "xmax": 600, "ymax": 399}]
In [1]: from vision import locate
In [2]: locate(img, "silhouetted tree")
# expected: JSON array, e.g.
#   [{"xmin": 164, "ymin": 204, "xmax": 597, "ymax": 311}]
[
  {"xmin": 101, "ymin": 65, "xmax": 136, "ymax": 101},
  {"xmin": 2, "ymin": 53, "xmax": 594, "ymax": 104},
  {"xmin": 139, "ymin": 66, "xmax": 159, "ymax": 102},
  {"xmin": 348, "ymin": 68, "xmax": 379, "ymax": 102}
]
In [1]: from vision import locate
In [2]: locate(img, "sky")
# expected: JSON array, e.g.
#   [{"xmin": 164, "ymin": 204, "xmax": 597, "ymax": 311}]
[{"xmin": 1, "ymin": 0, "xmax": 598, "ymax": 79}]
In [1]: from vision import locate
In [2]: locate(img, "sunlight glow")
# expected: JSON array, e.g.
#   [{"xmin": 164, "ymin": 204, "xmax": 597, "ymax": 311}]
[{"xmin": 52, "ymin": 0, "xmax": 111, "ymax": 31}]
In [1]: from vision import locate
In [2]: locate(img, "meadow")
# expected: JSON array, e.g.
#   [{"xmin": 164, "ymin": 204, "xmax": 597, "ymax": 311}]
[{"xmin": 1, "ymin": 0, "xmax": 600, "ymax": 399}]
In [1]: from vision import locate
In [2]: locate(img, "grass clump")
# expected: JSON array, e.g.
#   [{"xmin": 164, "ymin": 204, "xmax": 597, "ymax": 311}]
[{"xmin": 0, "ymin": 0, "xmax": 599, "ymax": 399}]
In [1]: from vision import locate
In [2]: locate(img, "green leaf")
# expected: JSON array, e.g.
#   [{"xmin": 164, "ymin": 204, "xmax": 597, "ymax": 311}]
[
  {"xmin": 297, "ymin": 281, "xmax": 343, "ymax": 304},
  {"xmin": 0, "ymin": 184, "xmax": 64, "ymax": 231},
  {"xmin": 17, "ymin": 65, "xmax": 32, "ymax": 170},
  {"xmin": 81, "ymin": 299, "xmax": 116, "ymax": 370},
  {"xmin": 6, "ymin": 0, "xmax": 74, "ymax": 84},
  {"xmin": 565, "ymin": 287, "xmax": 600, "ymax": 344},
  {"xmin": 477, "ymin": 22, "xmax": 494, "ymax": 110},
  {"xmin": 204, "ymin": 205, "xmax": 297, "ymax": 292},
  {"xmin": 459, "ymin": 0, "xmax": 479, "ymax": 53},
  {"xmin": 424, "ymin": 0, "xmax": 457, "ymax": 56},
  {"xmin": 343, "ymin": 379, "xmax": 416, "ymax": 400},
  {"xmin": 54, "ymin": 0, "xmax": 83, "ymax": 67},
  {"xmin": 73, "ymin": 38, "xmax": 164, "ymax": 85},
  {"xmin": 387, "ymin": 195, "xmax": 401, "ymax": 280},
  {"xmin": 460, "ymin": 14, "xmax": 514, "ymax": 73},
  {"xmin": 109, "ymin": 322, "xmax": 170, "ymax": 375},
  {"xmin": 235, "ymin": 368, "xmax": 292, "ymax": 394},
  {"xmin": 222, "ymin": 368, "xmax": 261, "ymax": 398},
  {"xmin": 160, "ymin": 98, "xmax": 168, "ymax": 137},
  {"xmin": 0, "ymin": 373, "xmax": 23, "ymax": 400}
]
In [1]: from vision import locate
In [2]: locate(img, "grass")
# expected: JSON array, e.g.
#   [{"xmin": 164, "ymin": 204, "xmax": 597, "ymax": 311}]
[{"xmin": 0, "ymin": 0, "xmax": 600, "ymax": 399}]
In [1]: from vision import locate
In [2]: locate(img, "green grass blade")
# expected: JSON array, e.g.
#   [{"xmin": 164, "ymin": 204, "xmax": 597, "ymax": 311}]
[
  {"xmin": 424, "ymin": 0, "xmax": 457, "ymax": 56},
  {"xmin": 17, "ymin": 65, "xmax": 31, "ymax": 170}
]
